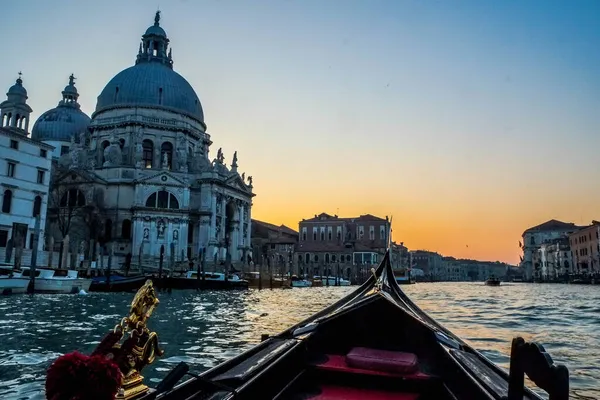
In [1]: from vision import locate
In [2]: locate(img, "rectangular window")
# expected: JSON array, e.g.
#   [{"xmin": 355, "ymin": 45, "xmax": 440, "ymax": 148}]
[
  {"xmin": 358, "ymin": 226, "xmax": 364, "ymax": 239},
  {"xmin": 40, "ymin": 149, "xmax": 47, "ymax": 158},
  {"xmin": 37, "ymin": 170, "xmax": 45, "ymax": 184},
  {"xmin": 327, "ymin": 226, "xmax": 332, "ymax": 240},
  {"xmin": 7, "ymin": 162, "xmax": 15, "ymax": 177},
  {"xmin": 312, "ymin": 227, "xmax": 317, "ymax": 241},
  {"xmin": 301, "ymin": 227, "xmax": 307, "ymax": 241},
  {"xmin": 369, "ymin": 226, "xmax": 375, "ymax": 240},
  {"xmin": 0, "ymin": 230, "xmax": 8, "ymax": 247},
  {"xmin": 336, "ymin": 226, "xmax": 342, "ymax": 239},
  {"xmin": 10, "ymin": 140, "xmax": 18, "ymax": 149}
]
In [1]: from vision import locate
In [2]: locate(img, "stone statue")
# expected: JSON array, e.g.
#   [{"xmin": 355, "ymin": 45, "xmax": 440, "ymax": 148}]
[
  {"xmin": 103, "ymin": 135, "xmax": 122, "ymax": 167},
  {"xmin": 248, "ymin": 176, "xmax": 253, "ymax": 186},
  {"xmin": 157, "ymin": 220, "xmax": 165, "ymax": 237},
  {"xmin": 79, "ymin": 131, "xmax": 87, "ymax": 146},
  {"xmin": 241, "ymin": 172, "xmax": 245, "ymax": 182},
  {"xmin": 231, "ymin": 151, "xmax": 238, "ymax": 170},
  {"xmin": 173, "ymin": 230, "xmax": 179, "ymax": 241},
  {"xmin": 216, "ymin": 148, "xmax": 223, "ymax": 163},
  {"xmin": 176, "ymin": 136, "xmax": 188, "ymax": 172},
  {"xmin": 162, "ymin": 152, "xmax": 169, "ymax": 169},
  {"xmin": 143, "ymin": 228, "xmax": 149, "ymax": 240}
]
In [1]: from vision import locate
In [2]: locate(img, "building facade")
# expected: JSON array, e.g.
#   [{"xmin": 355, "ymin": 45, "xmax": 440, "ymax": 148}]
[
  {"xmin": 568, "ymin": 221, "xmax": 600, "ymax": 278},
  {"xmin": 251, "ymin": 219, "xmax": 298, "ymax": 270},
  {"xmin": 538, "ymin": 238, "xmax": 571, "ymax": 280},
  {"xmin": 297, "ymin": 212, "xmax": 390, "ymax": 264},
  {"xmin": 411, "ymin": 250, "xmax": 445, "ymax": 280},
  {"xmin": 0, "ymin": 76, "xmax": 54, "ymax": 257},
  {"xmin": 41, "ymin": 12, "xmax": 255, "ymax": 267},
  {"xmin": 520, "ymin": 219, "xmax": 581, "ymax": 280}
]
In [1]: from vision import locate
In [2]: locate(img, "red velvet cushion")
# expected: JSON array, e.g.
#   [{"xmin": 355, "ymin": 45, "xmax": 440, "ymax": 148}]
[{"xmin": 346, "ymin": 347, "xmax": 419, "ymax": 374}]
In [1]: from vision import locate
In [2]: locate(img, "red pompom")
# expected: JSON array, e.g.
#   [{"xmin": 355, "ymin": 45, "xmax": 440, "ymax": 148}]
[{"xmin": 46, "ymin": 351, "xmax": 123, "ymax": 400}]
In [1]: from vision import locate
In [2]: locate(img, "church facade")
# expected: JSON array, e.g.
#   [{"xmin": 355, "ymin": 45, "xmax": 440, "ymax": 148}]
[{"xmin": 38, "ymin": 12, "xmax": 255, "ymax": 266}]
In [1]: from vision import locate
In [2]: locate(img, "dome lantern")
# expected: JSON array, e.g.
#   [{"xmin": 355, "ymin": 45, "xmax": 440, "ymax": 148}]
[
  {"xmin": 136, "ymin": 11, "xmax": 173, "ymax": 69},
  {"xmin": 0, "ymin": 72, "xmax": 33, "ymax": 133}
]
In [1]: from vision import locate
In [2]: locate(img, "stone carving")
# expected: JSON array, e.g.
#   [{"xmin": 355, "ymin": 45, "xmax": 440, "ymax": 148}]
[
  {"xmin": 247, "ymin": 176, "xmax": 253, "ymax": 186},
  {"xmin": 143, "ymin": 228, "xmax": 149, "ymax": 240},
  {"xmin": 135, "ymin": 141, "xmax": 144, "ymax": 168},
  {"xmin": 162, "ymin": 152, "xmax": 169, "ymax": 169},
  {"xmin": 216, "ymin": 148, "xmax": 223, "ymax": 163},
  {"xmin": 157, "ymin": 219, "xmax": 166, "ymax": 238},
  {"xmin": 103, "ymin": 134, "xmax": 122, "ymax": 167},
  {"xmin": 176, "ymin": 136, "xmax": 188, "ymax": 172},
  {"xmin": 231, "ymin": 151, "xmax": 238, "ymax": 172},
  {"xmin": 173, "ymin": 230, "xmax": 179, "ymax": 241}
]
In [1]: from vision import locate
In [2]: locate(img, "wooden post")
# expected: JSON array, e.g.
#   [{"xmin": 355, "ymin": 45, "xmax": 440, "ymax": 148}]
[{"xmin": 28, "ymin": 216, "xmax": 41, "ymax": 294}]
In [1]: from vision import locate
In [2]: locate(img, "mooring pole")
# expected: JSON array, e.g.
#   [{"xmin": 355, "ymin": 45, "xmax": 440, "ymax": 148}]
[{"xmin": 27, "ymin": 216, "xmax": 41, "ymax": 295}]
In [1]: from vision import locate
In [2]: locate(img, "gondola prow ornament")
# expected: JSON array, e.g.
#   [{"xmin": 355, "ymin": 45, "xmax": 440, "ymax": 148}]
[{"xmin": 45, "ymin": 280, "xmax": 164, "ymax": 400}]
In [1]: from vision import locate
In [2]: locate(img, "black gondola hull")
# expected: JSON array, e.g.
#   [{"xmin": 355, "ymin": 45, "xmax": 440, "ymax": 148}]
[
  {"xmin": 89, "ymin": 275, "xmax": 148, "ymax": 292},
  {"xmin": 150, "ymin": 276, "xmax": 249, "ymax": 290}
]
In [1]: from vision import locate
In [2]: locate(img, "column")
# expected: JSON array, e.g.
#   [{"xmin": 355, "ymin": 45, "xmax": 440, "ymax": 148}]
[{"xmin": 179, "ymin": 220, "xmax": 189, "ymax": 259}]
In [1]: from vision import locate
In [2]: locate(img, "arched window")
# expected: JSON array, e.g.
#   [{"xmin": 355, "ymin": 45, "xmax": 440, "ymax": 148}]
[
  {"xmin": 32, "ymin": 196, "xmax": 42, "ymax": 217},
  {"xmin": 305, "ymin": 253, "xmax": 310, "ymax": 264},
  {"xmin": 161, "ymin": 142, "xmax": 173, "ymax": 169},
  {"xmin": 2, "ymin": 190, "xmax": 13, "ymax": 213},
  {"xmin": 314, "ymin": 254, "xmax": 319, "ymax": 263},
  {"xmin": 325, "ymin": 253, "xmax": 330, "ymax": 263},
  {"xmin": 145, "ymin": 191, "xmax": 179, "ymax": 209},
  {"xmin": 60, "ymin": 189, "xmax": 86, "ymax": 208},
  {"xmin": 331, "ymin": 254, "xmax": 337, "ymax": 263},
  {"xmin": 121, "ymin": 219, "xmax": 132, "ymax": 239},
  {"xmin": 142, "ymin": 140, "xmax": 153, "ymax": 168}
]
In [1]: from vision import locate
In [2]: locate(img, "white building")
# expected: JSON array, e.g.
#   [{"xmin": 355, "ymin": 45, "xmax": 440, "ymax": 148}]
[
  {"xmin": 39, "ymin": 12, "xmax": 255, "ymax": 267},
  {"xmin": 520, "ymin": 219, "xmax": 580, "ymax": 280},
  {"xmin": 0, "ymin": 76, "xmax": 54, "ymax": 257}
]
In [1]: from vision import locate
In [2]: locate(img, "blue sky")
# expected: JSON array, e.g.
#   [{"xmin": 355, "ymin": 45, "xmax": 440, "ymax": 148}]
[{"xmin": 1, "ymin": 0, "xmax": 599, "ymax": 262}]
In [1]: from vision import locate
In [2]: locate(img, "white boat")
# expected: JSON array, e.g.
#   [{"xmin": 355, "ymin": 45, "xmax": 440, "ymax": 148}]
[
  {"xmin": 313, "ymin": 276, "xmax": 351, "ymax": 286},
  {"xmin": 0, "ymin": 267, "xmax": 29, "ymax": 294},
  {"xmin": 290, "ymin": 275, "xmax": 312, "ymax": 288},
  {"xmin": 14, "ymin": 267, "xmax": 92, "ymax": 294}
]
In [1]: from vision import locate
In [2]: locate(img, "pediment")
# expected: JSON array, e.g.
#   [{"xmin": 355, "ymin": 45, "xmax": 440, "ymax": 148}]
[
  {"xmin": 136, "ymin": 171, "xmax": 186, "ymax": 186},
  {"xmin": 53, "ymin": 168, "xmax": 106, "ymax": 185},
  {"xmin": 225, "ymin": 174, "xmax": 250, "ymax": 193}
]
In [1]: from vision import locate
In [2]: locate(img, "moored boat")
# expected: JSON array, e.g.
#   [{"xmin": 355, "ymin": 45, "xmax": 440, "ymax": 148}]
[
  {"xmin": 290, "ymin": 275, "xmax": 312, "ymax": 288},
  {"xmin": 485, "ymin": 277, "xmax": 501, "ymax": 286},
  {"xmin": 89, "ymin": 274, "xmax": 148, "ymax": 292},
  {"xmin": 312, "ymin": 275, "xmax": 351, "ymax": 286},
  {"xmin": 0, "ymin": 267, "xmax": 29, "ymax": 294},
  {"xmin": 395, "ymin": 269, "xmax": 416, "ymax": 285},
  {"xmin": 44, "ymin": 250, "xmax": 570, "ymax": 400},
  {"xmin": 152, "ymin": 271, "xmax": 249, "ymax": 290},
  {"xmin": 16, "ymin": 267, "xmax": 91, "ymax": 294}
]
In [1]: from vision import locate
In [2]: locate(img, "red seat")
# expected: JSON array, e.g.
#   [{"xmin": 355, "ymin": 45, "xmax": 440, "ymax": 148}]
[
  {"xmin": 305, "ymin": 385, "xmax": 420, "ymax": 400},
  {"xmin": 312, "ymin": 354, "xmax": 430, "ymax": 380},
  {"xmin": 346, "ymin": 347, "xmax": 419, "ymax": 375}
]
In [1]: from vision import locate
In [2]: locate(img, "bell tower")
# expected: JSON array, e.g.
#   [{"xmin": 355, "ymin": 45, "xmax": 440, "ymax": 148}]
[{"xmin": 0, "ymin": 72, "xmax": 33, "ymax": 133}]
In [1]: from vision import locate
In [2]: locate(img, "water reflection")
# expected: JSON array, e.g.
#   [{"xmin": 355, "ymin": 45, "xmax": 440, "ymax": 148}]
[{"xmin": 0, "ymin": 283, "xmax": 597, "ymax": 399}]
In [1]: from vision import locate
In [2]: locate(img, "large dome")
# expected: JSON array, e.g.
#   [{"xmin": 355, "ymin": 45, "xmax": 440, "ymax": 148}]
[
  {"xmin": 32, "ymin": 75, "xmax": 91, "ymax": 142},
  {"xmin": 94, "ymin": 62, "xmax": 204, "ymax": 122}
]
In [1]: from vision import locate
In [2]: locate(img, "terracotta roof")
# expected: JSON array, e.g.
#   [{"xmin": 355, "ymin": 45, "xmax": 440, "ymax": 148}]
[
  {"xmin": 522, "ymin": 219, "xmax": 580, "ymax": 236},
  {"xmin": 252, "ymin": 219, "xmax": 298, "ymax": 236},
  {"xmin": 301, "ymin": 212, "xmax": 388, "ymax": 223}
]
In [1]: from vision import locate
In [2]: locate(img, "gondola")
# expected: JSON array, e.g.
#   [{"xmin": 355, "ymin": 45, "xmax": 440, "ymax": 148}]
[
  {"xmin": 89, "ymin": 274, "xmax": 148, "ymax": 292},
  {"xmin": 44, "ymin": 251, "xmax": 570, "ymax": 400}
]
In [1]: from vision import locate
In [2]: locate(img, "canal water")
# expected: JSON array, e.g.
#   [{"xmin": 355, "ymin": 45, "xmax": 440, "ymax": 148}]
[{"xmin": 0, "ymin": 283, "xmax": 597, "ymax": 399}]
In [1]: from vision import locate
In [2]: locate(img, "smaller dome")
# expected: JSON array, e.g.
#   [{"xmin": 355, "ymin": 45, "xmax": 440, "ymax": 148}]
[
  {"xmin": 8, "ymin": 78, "xmax": 27, "ymax": 97},
  {"xmin": 145, "ymin": 25, "xmax": 166, "ymax": 37},
  {"xmin": 32, "ymin": 107, "xmax": 91, "ymax": 142},
  {"xmin": 32, "ymin": 75, "xmax": 91, "ymax": 142}
]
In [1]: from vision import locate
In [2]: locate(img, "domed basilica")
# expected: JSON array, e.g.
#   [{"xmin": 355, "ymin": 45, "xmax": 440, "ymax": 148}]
[{"xmin": 40, "ymin": 12, "xmax": 255, "ymax": 266}]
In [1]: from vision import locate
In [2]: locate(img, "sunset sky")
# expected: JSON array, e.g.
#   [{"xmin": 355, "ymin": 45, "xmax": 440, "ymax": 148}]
[{"xmin": 2, "ymin": 1, "xmax": 599, "ymax": 264}]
